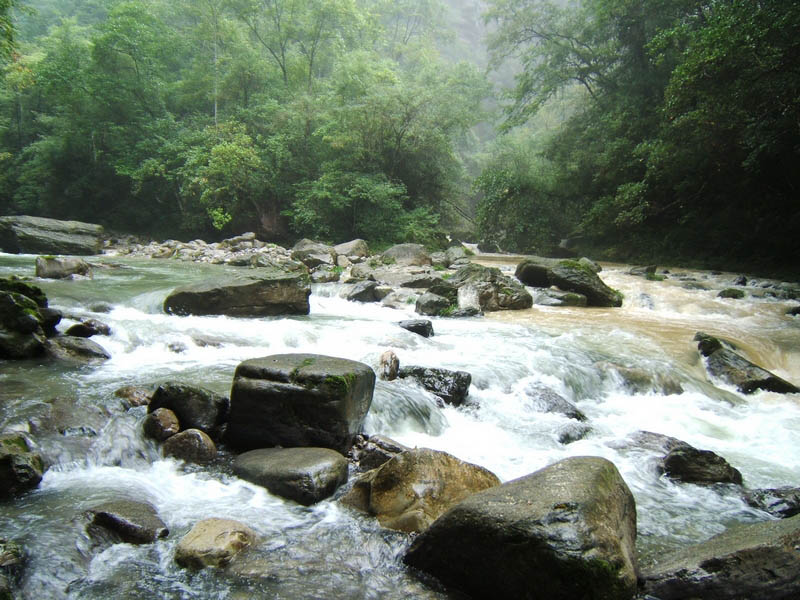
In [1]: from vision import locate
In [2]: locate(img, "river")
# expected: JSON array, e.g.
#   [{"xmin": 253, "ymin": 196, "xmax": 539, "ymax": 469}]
[{"xmin": 1, "ymin": 252, "xmax": 799, "ymax": 599}]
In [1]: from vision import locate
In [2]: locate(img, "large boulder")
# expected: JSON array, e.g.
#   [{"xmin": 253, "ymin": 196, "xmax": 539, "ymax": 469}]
[
  {"xmin": 449, "ymin": 263, "xmax": 532, "ymax": 311},
  {"xmin": 86, "ymin": 500, "xmax": 169, "ymax": 544},
  {"xmin": 34, "ymin": 256, "xmax": 92, "ymax": 279},
  {"xmin": 233, "ymin": 447, "xmax": 348, "ymax": 506},
  {"xmin": 548, "ymin": 261, "xmax": 623, "ymax": 307},
  {"xmin": 398, "ymin": 366, "xmax": 472, "ymax": 406},
  {"xmin": 225, "ymin": 354, "xmax": 375, "ymax": 454},
  {"xmin": 381, "ymin": 243, "xmax": 432, "ymax": 266},
  {"xmin": 148, "ymin": 382, "xmax": 229, "ymax": 438},
  {"xmin": 403, "ymin": 456, "xmax": 638, "ymax": 600},
  {"xmin": 334, "ymin": 239, "xmax": 369, "ymax": 258},
  {"xmin": 341, "ymin": 448, "xmax": 500, "ymax": 533},
  {"xmin": 0, "ymin": 434, "xmax": 45, "ymax": 499},
  {"xmin": 695, "ymin": 332, "xmax": 800, "ymax": 394},
  {"xmin": 291, "ymin": 239, "xmax": 335, "ymax": 268},
  {"xmin": 163, "ymin": 271, "xmax": 311, "ymax": 317},
  {"xmin": 641, "ymin": 514, "xmax": 800, "ymax": 600},
  {"xmin": 0, "ymin": 215, "xmax": 104, "ymax": 255},
  {"xmin": 0, "ymin": 291, "xmax": 48, "ymax": 359},
  {"xmin": 175, "ymin": 518, "xmax": 257, "ymax": 570},
  {"xmin": 516, "ymin": 258, "xmax": 623, "ymax": 307}
]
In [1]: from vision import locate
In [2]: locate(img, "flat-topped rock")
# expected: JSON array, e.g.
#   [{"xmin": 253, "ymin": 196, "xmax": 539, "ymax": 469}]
[
  {"xmin": 163, "ymin": 271, "xmax": 310, "ymax": 317},
  {"xmin": 233, "ymin": 447, "xmax": 348, "ymax": 505},
  {"xmin": 225, "ymin": 354, "xmax": 375, "ymax": 454},
  {"xmin": 0, "ymin": 215, "xmax": 104, "ymax": 255},
  {"xmin": 175, "ymin": 518, "xmax": 256, "ymax": 569},
  {"xmin": 87, "ymin": 500, "xmax": 169, "ymax": 544}
]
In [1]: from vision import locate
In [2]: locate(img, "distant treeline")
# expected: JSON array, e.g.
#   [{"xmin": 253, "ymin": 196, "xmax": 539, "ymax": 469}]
[{"xmin": 2, "ymin": 1, "xmax": 798, "ymax": 275}]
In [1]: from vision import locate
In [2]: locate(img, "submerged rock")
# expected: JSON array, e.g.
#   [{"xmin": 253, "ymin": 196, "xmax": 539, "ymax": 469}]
[
  {"xmin": 114, "ymin": 385, "xmax": 153, "ymax": 410},
  {"xmin": 225, "ymin": 354, "xmax": 375, "ymax": 454},
  {"xmin": 524, "ymin": 384, "xmax": 586, "ymax": 421},
  {"xmin": 163, "ymin": 271, "xmax": 311, "ymax": 317},
  {"xmin": 148, "ymin": 382, "xmax": 229, "ymax": 438},
  {"xmin": 34, "ymin": 256, "xmax": 92, "ymax": 279},
  {"xmin": 87, "ymin": 500, "xmax": 169, "ymax": 544},
  {"xmin": 0, "ymin": 538, "xmax": 24, "ymax": 600},
  {"xmin": 65, "ymin": 318, "xmax": 111, "ymax": 338},
  {"xmin": 175, "ymin": 518, "xmax": 256, "ymax": 570},
  {"xmin": 744, "ymin": 487, "xmax": 800, "ymax": 519},
  {"xmin": 0, "ymin": 433, "xmax": 45, "ymax": 498},
  {"xmin": 397, "ymin": 319, "xmax": 434, "ymax": 338},
  {"xmin": 341, "ymin": 448, "xmax": 500, "ymax": 533},
  {"xmin": 0, "ymin": 215, "xmax": 104, "ymax": 255},
  {"xmin": 659, "ymin": 444, "xmax": 743, "ymax": 486},
  {"xmin": 233, "ymin": 447, "xmax": 348, "ymax": 506},
  {"xmin": 403, "ymin": 456, "xmax": 638, "ymax": 600},
  {"xmin": 45, "ymin": 335, "xmax": 111, "ymax": 363},
  {"xmin": 695, "ymin": 332, "xmax": 800, "ymax": 394},
  {"xmin": 642, "ymin": 514, "xmax": 800, "ymax": 600},
  {"xmin": 717, "ymin": 288, "xmax": 745, "ymax": 299},
  {"xmin": 398, "ymin": 366, "xmax": 472, "ymax": 406}
]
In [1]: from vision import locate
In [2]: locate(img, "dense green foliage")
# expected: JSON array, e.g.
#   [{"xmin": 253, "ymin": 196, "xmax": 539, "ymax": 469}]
[
  {"xmin": 0, "ymin": 0, "xmax": 487, "ymax": 244},
  {"xmin": 480, "ymin": 0, "xmax": 800, "ymax": 273}
]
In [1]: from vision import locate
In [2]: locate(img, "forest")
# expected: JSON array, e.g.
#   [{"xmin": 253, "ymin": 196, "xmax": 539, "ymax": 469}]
[{"xmin": 1, "ymin": 0, "xmax": 799, "ymax": 275}]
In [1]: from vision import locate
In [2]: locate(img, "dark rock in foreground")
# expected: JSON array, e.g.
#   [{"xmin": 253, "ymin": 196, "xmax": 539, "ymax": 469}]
[
  {"xmin": 641, "ymin": 514, "xmax": 800, "ymax": 600},
  {"xmin": 163, "ymin": 271, "xmax": 310, "ymax": 317},
  {"xmin": 65, "ymin": 318, "xmax": 111, "ymax": 338},
  {"xmin": 398, "ymin": 366, "xmax": 472, "ymax": 406},
  {"xmin": 148, "ymin": 382, "xmax": 229, "ymax": 438},
  {"xmin": 342, "ymin": 448, "xmax": 500, "ymax": 533},
  {"xmin": 695, "ymin": 332, "xmax": 800, "ymax": 394},
  {"xmin": 233, "ymin": 447, "xmax": 348, "ymax": 506},
  {"xmin": 349, "ymin": 434, "xmax": 410, "ymax": 471},
  {"xmin": 744, "ymin": 487, "xmax": 800, "ymax": 519},
  {"xmin": 403, "ymin": 456, "xmax": 638, "ymax": 600},
  {"xmin": 0, "ymin": 291, "xmax": 48, "ymax": 359},
  {"xmin": 225, "ymin": 354, "xmax": 375, "ymax": 454},
  {"xmin": 143, "ymin": 408, "xmax": 180, "ymax": 441},
  {"xmin": 0, "ymin": 433, "xmax": 45, "ymax": 498},
  {"xmin": 0, "ymin": 215, "xmax": 104, "ymax": 255},
  {"xmin": 87, "ymin": 500, "xmax": 169, "ymax": 544},
  {"xmin": 0, "ymin": 538, "xmax": 24, "ymax": 600}
]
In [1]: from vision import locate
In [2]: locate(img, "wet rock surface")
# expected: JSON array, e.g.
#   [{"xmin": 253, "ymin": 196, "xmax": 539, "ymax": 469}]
[
  {"xmin": 175, "ymin": 518, "xmax": 257, "ymax": 570},
  {"xmin": 342, "ymin": 448, "xmax": 500, "ymax": 534},
  {"xmin": 162, "ymin": 429, "xmax": 217, "ymax": 464},
  {"xmin": 163, "ymin": 271, "xmax": 311, "ymax": 317},
  {"xmin": 86, "ymin": 500, "xmax": 169, "ymax": 544},
  {"xmin": 695, "ymin": 332, "xmax": 800, "ymax": 394},
  {"xmin": 233, "ymin": 447, "xmax": 348, "ymax": 505},
  {"xmin": 225, "ymin": 354, "xmax": 375, "ymax": 454},
  {"xmin": 641, "ymin": 514, "xmax": 800, "ymax": 600},
  {"xmin": 397, "ymin": 319, "xmax": 434, "ymax": 337},
  {"xmin": 148, "ymin": 382, "xmax": 229, "ymax": 438},
  {"xmin": 0, "ymin": 433, "xmax": 45, "ymax": 498},
  {"xmin": 34, "ymin": 256, "xmax": 92, "ymax": 279},
  {"xmin": 403, "ymin": 456, "xmax": 638, "ymax": 600},
  {"xmin": 398, "ymin": 366, "xmax": 472, "ymax": 406},
  {"xmin": 744, "ymin": 487, "xmax": 800, "ymax": 519},
  {"xmin": 0, "ymin": 215, "xmax": 104, "ymax": 255}
]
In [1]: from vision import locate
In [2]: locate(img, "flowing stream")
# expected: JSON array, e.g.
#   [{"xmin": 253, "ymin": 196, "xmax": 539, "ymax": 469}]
[{"xmin": 2, "ymin": 252, "xmax": 799, "ymax": 599}]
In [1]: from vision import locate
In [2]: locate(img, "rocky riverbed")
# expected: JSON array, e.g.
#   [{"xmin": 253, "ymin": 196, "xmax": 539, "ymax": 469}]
[{"xmin": 1, "ymin": 218, "xmax": 800, "ymax": 599}]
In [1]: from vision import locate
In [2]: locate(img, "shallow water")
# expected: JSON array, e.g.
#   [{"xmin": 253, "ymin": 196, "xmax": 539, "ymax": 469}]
[{"xmin": 2, "ymin": 252, "xmax": 799, "ymax": 598}]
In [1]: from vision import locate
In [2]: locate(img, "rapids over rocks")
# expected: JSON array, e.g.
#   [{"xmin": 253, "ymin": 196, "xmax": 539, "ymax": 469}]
[{"xmin": 1, "ymin": 250, "xmax": 799, "ymax": 599}]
